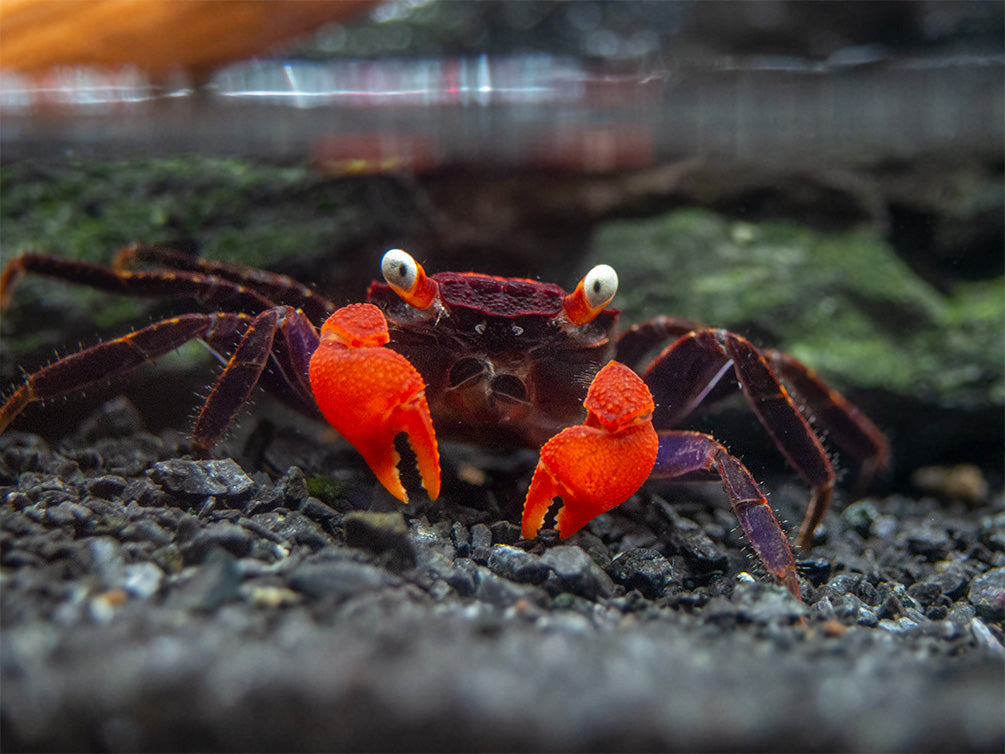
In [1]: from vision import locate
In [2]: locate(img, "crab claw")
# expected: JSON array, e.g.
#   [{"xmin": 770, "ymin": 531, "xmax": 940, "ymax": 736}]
[
  {"xmin": 309, "ymin": 303, "xmax": 440, "ymax": 502},
  {"xmin": 522, "ymin": 361, "xmax": 658, "ymax": 539}
]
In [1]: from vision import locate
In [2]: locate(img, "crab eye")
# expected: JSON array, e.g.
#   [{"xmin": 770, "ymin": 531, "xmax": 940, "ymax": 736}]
[
  {"xmin": 582, "ymin": 264, "xmax": 618, "ymax": 311},
  {"xmin": 380, "ymin": 248, "xmax": 440, "ymax": 310},
  {"xmin": 382, "ymin": 249, "xmax": 419, "ymax": 292},
  {"xmin": 562, "ymin": 263, "xmax": 618, "ymax": 325}
]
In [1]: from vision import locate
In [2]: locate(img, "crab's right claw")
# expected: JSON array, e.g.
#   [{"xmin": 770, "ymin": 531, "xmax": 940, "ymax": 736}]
[
  {"xmin": 309, "ymin": 303, "xmax": 440, "ymax": 502},
  {"xmin": 521, "ymin": 361, "xmax": 658, "ymax": 539}
]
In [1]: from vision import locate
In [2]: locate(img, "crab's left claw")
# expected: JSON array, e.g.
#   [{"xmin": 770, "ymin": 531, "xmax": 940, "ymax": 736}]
[
  {"xmin": 522, "ymin": 361, "xmax": 658, "ymax": 539},
  {"xmin": 309, "ymin": 303, "xmax": 440, "ymax": 502}
]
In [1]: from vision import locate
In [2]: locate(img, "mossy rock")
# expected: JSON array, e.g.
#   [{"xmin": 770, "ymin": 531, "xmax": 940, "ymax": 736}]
[
  {"xmin": 2, "ymin": 158, "xmax": 334, "ymax": 264},
  {"xmin": 0, "ymin": 157, "xmax": 405, "ymax": 360},
  {"xmin": 587, "ymin": 208, "xmax": 1002, "ymax": 409}
]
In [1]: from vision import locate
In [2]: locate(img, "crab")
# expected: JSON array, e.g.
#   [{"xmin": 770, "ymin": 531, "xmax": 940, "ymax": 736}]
[{"xmin": 0, "ymin": 245, "xmax": 889, "ymax": 597}]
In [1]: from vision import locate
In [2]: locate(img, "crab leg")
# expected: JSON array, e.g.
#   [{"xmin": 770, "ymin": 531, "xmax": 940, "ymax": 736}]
[
  {"xmin": 521, "ymin": 361, "xmax": 659, "ymax": 539},
  {"xmin": 615, "ymin": 314, "xmax": 707, "ymax": 369},
  {"xmin": 651, "ymin": 431, "xmax": 800, "ymax": 599},
  {"xmin": 309, "ymin": 303, "xmax": 440, "ymax": 502},
  {"xmin": 0, "ymin": 313, "xmax": 245, "ymax": 434},
  {"xmin": 112, "ymin": 244, "xmax": 337, "ymax": 324},
  {"xmin": 191, "ymin": 306, "xmax": 322, "ymax": 454},
  {"xmin": 640, "ymin": 328, "xmax": 837, "ymax": 549},
  {"xmin": 1, "ymin": 252, "xmax": 276, "ymax": 313},
  {"xmin": 766, "ymin": 350, "xmax": 891, "ymax": 480}
]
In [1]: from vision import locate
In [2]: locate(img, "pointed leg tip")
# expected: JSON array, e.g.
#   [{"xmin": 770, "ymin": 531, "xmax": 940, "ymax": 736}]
[{"xmin": 782, "ymin": 568, "xmax": 802, "ymax": 601}]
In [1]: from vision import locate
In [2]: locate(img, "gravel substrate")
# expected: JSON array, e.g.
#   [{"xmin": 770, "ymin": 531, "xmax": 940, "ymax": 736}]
[{"xmin": 1, "ymin": 397, "xmax": 1002, "ymax": 752}]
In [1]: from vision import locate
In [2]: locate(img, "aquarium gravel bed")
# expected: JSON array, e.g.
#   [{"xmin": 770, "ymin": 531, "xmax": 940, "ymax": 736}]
[{"xmin": 1, "ymin": 397, "xmax": 1001, "ymax": 752}]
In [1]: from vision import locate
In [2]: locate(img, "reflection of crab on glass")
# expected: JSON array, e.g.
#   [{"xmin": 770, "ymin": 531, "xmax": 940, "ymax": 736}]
[{"xmin": 0, "ymin": 246, "xmax": 889, "ymax": 598}]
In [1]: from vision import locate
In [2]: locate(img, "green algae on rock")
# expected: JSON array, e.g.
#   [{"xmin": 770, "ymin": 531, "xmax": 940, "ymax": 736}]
[{"xmin": 588, "ymin": 208, "xmax": 1002, "ymax": 408}]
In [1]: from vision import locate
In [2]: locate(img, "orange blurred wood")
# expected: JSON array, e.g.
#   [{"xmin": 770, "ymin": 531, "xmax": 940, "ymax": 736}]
[{"xmin": 0, "ymin": 0, "xmax": 376, "ymax": 79}]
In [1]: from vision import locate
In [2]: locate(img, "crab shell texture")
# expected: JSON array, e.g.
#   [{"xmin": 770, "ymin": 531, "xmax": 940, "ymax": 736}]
[{"xmin": 367, "ymin": 272, "xmax": 619, "ymax": 450}]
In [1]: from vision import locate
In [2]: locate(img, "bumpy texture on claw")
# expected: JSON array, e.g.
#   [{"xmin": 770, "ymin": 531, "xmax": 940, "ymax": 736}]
[
  {"xmin": 309, "ymin": 303, "xmax": 440, "ymax": 502},
  {"xmin": 522, "ymin": 361, "xmax": 658, "ymax": 538}
]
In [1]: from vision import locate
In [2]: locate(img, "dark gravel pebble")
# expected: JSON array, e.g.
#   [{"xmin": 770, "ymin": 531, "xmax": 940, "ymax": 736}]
[
  {"xmin": 76, "ymin": 395, "xmax": 145, "ymax": 440},
  {"xmin": 289, "ymin": 553, "xmax": 398, "ymax": 600},
  {"xmin": 968, "ymin": 567, "xmax": 1005, "ymax": 622},
  {"xmin": 981, "ymin": 512, "xmax": 1005, "ymax": 551},
  {"xmin": 166, "ymin": 548, "xmax": 243, "ymax": 611},
  {"xmin": 344, "ymin": 510, "xmax": 415, "ymax": 565},
  {"xmin": 607, "ymin": 547, "xmax": 675, "ymax": 598},
  {"xmin": 148, "ymin": 458, "xmax": 254, "ymax": 499},
  {"xmin": 179, "ymin": 521, "xmax": 256, "ymax": 563},
  {"xmin": 43, "ymin": 500, "xmax": 92, "ymax": 528},
  {"xmin": 84, "ymin": 474, "xmax": 129, "ymax": 499},
  {"xmin": 297, "ymin": 495, "xmax": 341, "ymax": 527},
  {"xmin": 671, "ymin": 520, "xmax": 731, "ymax": 571},
  {"xmin": 469, "ymin": 522, "xmax": 493, "ymax": 561},
  {"xmin": 540, "ymin": 545, "xmax": 617, "ymax": 600},
  {"xmin": 278, "ymin": 465, "xmax": 310, "ymax": 505},
  {"xmin": 253, "ymin": 509, "xmax": 333, "ymax": 551},
  {"xmin": 473, "ymin": 562, "xmax": 547, "ymax": 608},
  {"xmin": 487, "ymin": 543, "xmax": 551, "ymax": 584}
]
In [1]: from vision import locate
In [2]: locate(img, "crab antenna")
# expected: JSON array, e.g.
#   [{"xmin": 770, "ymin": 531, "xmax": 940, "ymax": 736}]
[
  {"xmin": 381, "ymin": 249, "xmax": 440, "ymax": 310},
  {"xmin": 562, "ymin": 264, "xmax": 618, "ymax": 325}
]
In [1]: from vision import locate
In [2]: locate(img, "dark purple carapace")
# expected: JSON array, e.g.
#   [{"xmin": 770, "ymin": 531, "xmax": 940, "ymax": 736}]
[{"xmin": 369, "ymin": 272, "xmax": 618, "ymax": 448}]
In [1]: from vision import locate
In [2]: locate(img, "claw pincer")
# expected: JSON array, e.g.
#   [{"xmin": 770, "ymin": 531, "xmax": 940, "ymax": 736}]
[
  {"xmin": 309, "ymin": 302, "xmax": 440, "ymax": 502},
  {"xmin": 522, "ymin": 361, "xmax": 659, "ymax": 539}
]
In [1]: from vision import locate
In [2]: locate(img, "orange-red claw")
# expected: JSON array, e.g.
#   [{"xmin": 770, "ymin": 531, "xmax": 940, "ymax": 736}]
[
  {"xmin": 521, "ymin": 361, "xmax": 658, "ymax": 539},
  {"xmin": 309, "ymin": 303, "xmax": 440, "ymax": 502}
]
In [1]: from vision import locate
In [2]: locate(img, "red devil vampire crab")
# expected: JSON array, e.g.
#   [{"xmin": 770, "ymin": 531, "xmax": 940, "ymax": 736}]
[{"xmin": 0, "ymin": 246, "xmax": 890, "ymax": 597}]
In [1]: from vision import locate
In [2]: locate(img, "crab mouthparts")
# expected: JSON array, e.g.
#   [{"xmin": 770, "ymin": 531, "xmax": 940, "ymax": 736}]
[{"xmin": 443, "ymin": 356, "xmax": 534, "ymax": 424}]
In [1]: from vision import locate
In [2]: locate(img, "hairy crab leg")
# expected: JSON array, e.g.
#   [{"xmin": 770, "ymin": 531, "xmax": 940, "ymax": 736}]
[
  {"xmin": 723, "ymin": 332, "xmax": 838, "ymax": 550},
  {"xmin": 253, "ymin": 308, "xmax": 324, "ymax": 419},
  {"xmin": 640, "ymin": 328, "xmax": 837, "ymax": 550},
  {"xmin": 309, "ymin": 302, "xmax": 440, "ymax": 502},
  {"xmin": 521, "ymin": 361, "xmax": 659, "ymax": 540},
  {"xmin": 113, "ymin": 244, "xmax": 336, "ymax": 324},
  {"xmin": 766, "ymin": 350, "xmax": 891, "ymax": 480},
  {"xmin": 0, "ymin": 313, "xmax": 246, "ymax": 434},
  {"xmin": 196, "ymin": 305, "xmax": 323, "ymax": 420},
  {"xmin": 615, "ymin": 315, "xmax": 707, "ymax": 369},
  {"xmin": 192, "ymin": 306, "xmax": 321, "ymax": 454},
  {"xmin": 651, "ymin": 431, "xmax": 800, "ymax": 599},
  {"xmin": 641, "ymin": 331, "xmax": 739, "ymax": 428},
  {"xmin": 1, "ymin": 253, "xmax": 277, "ymax": 314}
]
